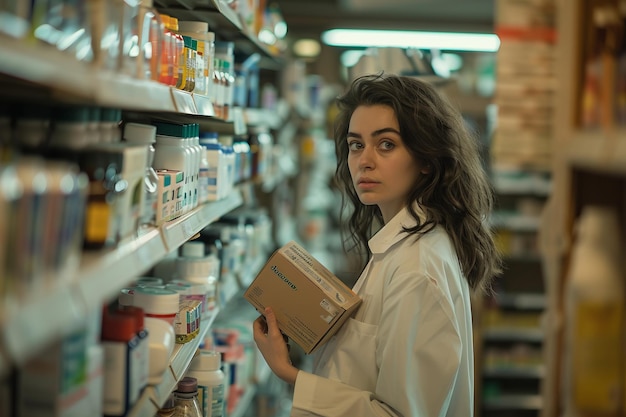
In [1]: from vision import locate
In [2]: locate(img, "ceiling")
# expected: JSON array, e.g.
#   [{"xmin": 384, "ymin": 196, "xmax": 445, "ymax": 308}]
[{"xmin": 273, "ymin": 0, "xmax": 496, "ymax": 39}]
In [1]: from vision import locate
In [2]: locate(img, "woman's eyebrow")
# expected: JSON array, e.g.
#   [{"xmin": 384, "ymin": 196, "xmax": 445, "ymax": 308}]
[
  {"xmin": 347, "ymin": 127, "xmax": 401, "ymax": 139},
  {"xmin": 372, "ymin": 127, "xmax": 401, "ymax": 136}
]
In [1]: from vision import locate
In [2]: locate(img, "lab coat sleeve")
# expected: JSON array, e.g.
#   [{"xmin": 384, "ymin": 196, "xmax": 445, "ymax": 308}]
[
  {"xmin": 292, "ymin": 371, "xmax": 399, "ymax": 416},
  {"xmin": 290, "ymin": 273, "xmax": 463, "ymax": 417},
  {"xmin": 377, "ymin": 272, "xmax": 463, "ymax": 416}
]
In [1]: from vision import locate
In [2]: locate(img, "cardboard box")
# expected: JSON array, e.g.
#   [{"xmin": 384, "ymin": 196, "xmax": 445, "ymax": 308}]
[{"xmin": 244, "ymin": 241, "xmax": 362, "ymax": 354}]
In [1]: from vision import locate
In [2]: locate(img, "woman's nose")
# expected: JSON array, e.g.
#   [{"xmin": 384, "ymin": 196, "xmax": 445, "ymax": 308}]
[{"xmin": 358, "ymin": 146, "xmax": 375, "ymax": 169}]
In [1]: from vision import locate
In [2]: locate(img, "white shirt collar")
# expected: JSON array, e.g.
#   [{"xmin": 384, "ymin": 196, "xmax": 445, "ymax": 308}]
[{"xmin": 368, "ymin": 203, "xmax": 428, "ymax": 254}]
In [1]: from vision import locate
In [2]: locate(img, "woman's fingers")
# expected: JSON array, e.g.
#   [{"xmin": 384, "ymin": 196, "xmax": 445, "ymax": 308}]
[
  {"xmin": 254, "ymin": 307, "xmax": 290, "ymax": 348},
  {"xmin": 252, "ymin": 307, "xmax": 298, "ymax": 384},
  {"xmin": 264, "ymin": 307, "xmax": 290, "ymax": 342},
  {"xmin": 252, "ymin": 314, "xmax": 268, "ymax": 343},
  {"xmin": 263, "ymin": 307, "xmax": 280, "ymax": 335}
]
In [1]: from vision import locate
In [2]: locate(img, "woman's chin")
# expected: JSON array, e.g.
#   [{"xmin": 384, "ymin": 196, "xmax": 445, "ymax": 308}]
[{"xmin": 358, "ymin": 196, "xmax": 378, "ymax": 206}]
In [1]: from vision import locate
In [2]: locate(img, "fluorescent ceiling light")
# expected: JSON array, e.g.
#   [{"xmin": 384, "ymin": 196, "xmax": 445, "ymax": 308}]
[{"xmin": 322, "ymin": 29, "xmax": 500, "ymax": 52}]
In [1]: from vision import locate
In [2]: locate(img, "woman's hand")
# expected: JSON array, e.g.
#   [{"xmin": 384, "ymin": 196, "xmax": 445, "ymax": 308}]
[{"xmin": 253, "ymin": 307, "xmax": 299, "ymax": 385}]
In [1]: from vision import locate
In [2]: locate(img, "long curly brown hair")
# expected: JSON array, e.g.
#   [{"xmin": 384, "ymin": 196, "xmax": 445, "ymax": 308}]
[{"xmin": 334, "ymin": 73, "xmax": 501, "ymax": 294}]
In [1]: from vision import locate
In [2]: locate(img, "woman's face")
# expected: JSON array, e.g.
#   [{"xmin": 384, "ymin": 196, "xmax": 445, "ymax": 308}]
[{"xmin": 347, "ymin": 104, "xmax": 423, "ymax": 223}]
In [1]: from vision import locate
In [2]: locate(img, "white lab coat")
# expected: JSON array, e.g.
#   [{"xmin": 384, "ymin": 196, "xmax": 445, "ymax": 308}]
[{"xmin": 291, "ymin": 204, "xmax": 474, "ymax": 416}]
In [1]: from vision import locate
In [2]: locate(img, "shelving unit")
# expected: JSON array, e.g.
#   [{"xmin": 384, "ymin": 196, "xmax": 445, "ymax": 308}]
[
  {"xmin": 0, "ymin": 2, "xmax": 291, "ymax": 416},
  {"xmin": 539, "ymin": 0, "xmax": 626, "ymax": 416},
  {"xmin": 0, "ymin": 191, "xmax": 242, "ymax": 376},
  {"xmin": 478, "ymin": 170, "xmax": 550, "ymax": 417}
]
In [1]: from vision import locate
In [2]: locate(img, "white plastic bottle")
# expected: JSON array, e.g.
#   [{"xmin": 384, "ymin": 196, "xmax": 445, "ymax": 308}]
[
  {"xmin": 176, "ymin": 241, "xmax": 218, "ymax": 317},
  {"xmin": 185, "ymin": 350, "xmax": 225, "ymax": 417},
  {"xmin": 153, "ymin": 123, "xmax": 191, "ymax": 214},
  {"xmin": 562, "ymin": 205, "xmax": 624, "ymax": 415},
  {"xmin": 199, "ymin": 132, "xmax": 221, "ymax": 201},
  {"xmin": 123, "ymin": 122, "xmax": 159, "ymax": 225}
]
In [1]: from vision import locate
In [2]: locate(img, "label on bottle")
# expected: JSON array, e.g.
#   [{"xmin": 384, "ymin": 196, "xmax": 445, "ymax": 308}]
[
  {"xmin": 199, "ymin": 167, "xmax": 209, "ymax": 204},
  {"xmin": 197, "ymin": 383, "xmax": 225, "ymax": 417}
]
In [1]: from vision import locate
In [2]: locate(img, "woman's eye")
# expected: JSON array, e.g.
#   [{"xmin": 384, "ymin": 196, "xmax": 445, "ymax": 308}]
[
  {"xmin": 348, "ymin": 141, "xmax": 362, "ymax": 151},
  {"xmin": 380, "ymin": 141, "xmax": 395, "ymax": 150}
]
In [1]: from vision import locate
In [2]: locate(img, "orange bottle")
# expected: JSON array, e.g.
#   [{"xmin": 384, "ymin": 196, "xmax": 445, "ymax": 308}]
[
  {"xmin": 159, "ymin": 14, "xmax": 174, "ymax": 86},
  {"xmin": 170, "ymin": 17, "xmax": 186, "ymax": 90}
]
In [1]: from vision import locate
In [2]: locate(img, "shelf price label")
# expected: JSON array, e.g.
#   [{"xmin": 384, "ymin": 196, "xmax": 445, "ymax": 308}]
[{"xmin": 171, "ymin": 89, "xmax": 197, "ymax": 114}]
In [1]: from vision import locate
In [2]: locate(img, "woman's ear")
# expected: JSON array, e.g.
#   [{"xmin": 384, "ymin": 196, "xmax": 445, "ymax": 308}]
[{"xmin": 420, "ymin": 165, "xmax": 431, "ymax": 174}]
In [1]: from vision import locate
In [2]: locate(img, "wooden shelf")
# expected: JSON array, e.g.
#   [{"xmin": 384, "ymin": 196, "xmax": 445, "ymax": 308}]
[
  {"xmin": 483, "ymin": 394, "xmax": 543, "ymax": 410},
  {"xmin": 564, "ymin": 129, "xmax": 626, "ymax": 175},
  {"xmin": 490, "ymin": 212, "xmax": 541, "ymax": 232},
  {"xmin": 483, "ymin": 328, "xmax": 544, "ymax": 343},
  {"xmin": 483, "ymin": 365, "xmax": 545, "ymax": 379},
  {"xmin": 495, "ymin": 293, "xmax": 546, "ymax": 310}
]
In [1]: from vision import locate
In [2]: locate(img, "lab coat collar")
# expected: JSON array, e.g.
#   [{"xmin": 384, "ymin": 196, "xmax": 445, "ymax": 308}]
[{"xmin": 368, "ymin": 203, "xmax": 427, "ymax": 255}]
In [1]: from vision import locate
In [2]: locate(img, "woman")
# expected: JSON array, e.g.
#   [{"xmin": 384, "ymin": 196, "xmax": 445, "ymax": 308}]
[{"xmin": 253, "ymin": 73, "xmax": 502, "ymax": 416}]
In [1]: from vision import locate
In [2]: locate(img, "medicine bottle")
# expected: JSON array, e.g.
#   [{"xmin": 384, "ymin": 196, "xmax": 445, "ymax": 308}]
[
  {"xmin": 159, "ymin": 14, "xmax": 175, "ymax": 86},
  {"xmin": 123, "ymin": 122, "xmax": 159, "ymax": 225},
  {"xmin": 176, "ymin": 241, "xmax": 218, "ymax": 317},
  {"xmin": 101, "ymin": 307, "xmax": 141, "ymax": 416},
  {"xmin": 132, "ymin": 287, "xmax": 180, "ymax": 327},
  {"xmin": 153, "ymin": 123, "xmax": 191, "ymax": 214},
  {"xmin": 211, "ymin": 58, "xmax": 223, "ymax": 118},
  {"xmin": 185, "ymin": 350, "xmax": 225, "ymax": 417},
  {"xmin": 182, "ymin": 36, "xmax": 196, "ymax": 92},
  {"xmin": 156, "ymin": 394, "xmax": 177, "ymax": 417},
  {"xmin": 118, "ymin": 305, "xmax": 150, "ymax": 398},
  {"xmin": 178, "ymin": 20, "xmax": 211, "ymax": 96},
  {"xmin": 170, "ymin": 17, "xmax": 185, "ymax": 90},
  {"xmin": 173, "ymin": 377, "xmax": 202, "ymax": 417}
]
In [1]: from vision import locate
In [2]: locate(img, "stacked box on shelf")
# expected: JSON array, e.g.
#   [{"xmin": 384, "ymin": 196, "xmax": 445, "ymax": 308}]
[{"xmin": 491, "ymin": 0, "xmax": 557, "ymax": 171}]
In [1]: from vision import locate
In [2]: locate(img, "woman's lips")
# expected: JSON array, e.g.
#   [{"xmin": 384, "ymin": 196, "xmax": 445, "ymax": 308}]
[{"xmin": 357, "ymin": 178, "xmax": 379, "ymax": 190}]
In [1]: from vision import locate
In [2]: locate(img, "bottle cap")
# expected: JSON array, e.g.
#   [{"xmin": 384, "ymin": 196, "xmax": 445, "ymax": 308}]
[
  {"xmin": 119, "ymin": 305, "xmax": 145, "ymax": 331},
  {"xmin": 154, "ymin": 122, "xmax": 185, "ymax": 138},
  {"xmin": 178, "ymin": 21, "xmax": 209, "ymax": 33},
  {"xmin": 177, "ymin": 376, "xmax": 198, "ymax": 393},
  {"xmin": 118, "ymin": 288, "xmax": 135, "ymax": 306},
  {"xmin": 199, "ymin": 131, "xmax": 219, "ymax": 141},
  {"xmin": 182, "ymin": 241, "xmax": 205, "ymax": 258},
  {"xmin": 177, "ymin": 257, "xmax": 212, "ymax": 279},
  {"xmin": 137, "ymin": 276, "xmax": 164, "ymax": 286},
  {"xmin": 170, "ymin": 16, "xmax": 179, "ymax": 31},
  {"xmin": 166, "ymin": 281, "xmax": 193, "ymax": 290},
  {"xmin": 124, "ymin": 123, "xmax": 156, "ymax": 144},
  {"xmin": 101, "ymin": 309, "xmax": 136, "ymax": 342},
  {"xmin": 189, "ymin": 350, "xmax": 221, "ymax": 371},
  {"xmin": 132, "ymin": 287, "xmax": 179, "ymax": 315}
]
